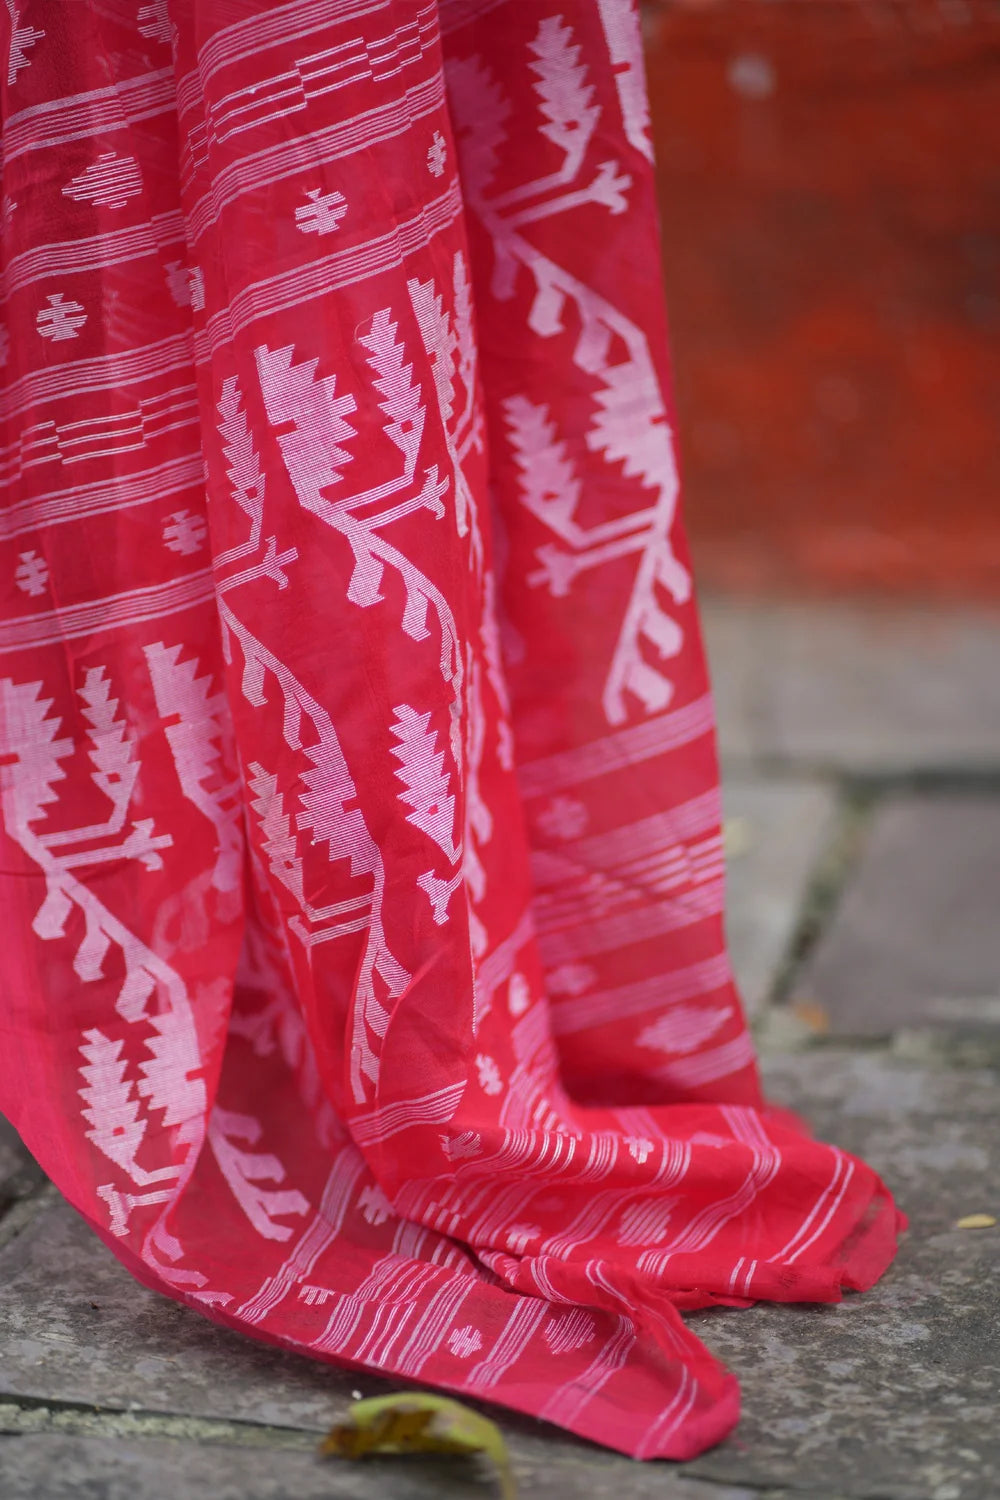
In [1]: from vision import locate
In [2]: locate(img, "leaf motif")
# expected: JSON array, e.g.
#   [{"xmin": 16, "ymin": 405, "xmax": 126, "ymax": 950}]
[{"xmin": 319, "ymin": 1392, "xmax": 516, "ymax": 1498}]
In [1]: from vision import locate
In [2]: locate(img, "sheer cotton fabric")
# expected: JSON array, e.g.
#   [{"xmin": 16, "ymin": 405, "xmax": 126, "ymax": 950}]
[{"xmin": 0, "ymin": 0, "xmax": 901, "ymax": 1460}]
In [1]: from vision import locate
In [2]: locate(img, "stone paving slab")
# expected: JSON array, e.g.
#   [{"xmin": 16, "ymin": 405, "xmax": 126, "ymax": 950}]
[
  {"xmin": 723, "ymin": 776, "xmax": 837, "ymax": 1015},
  {"xmin": 699, "ymin": 603, "xmax": 763, "ymax": 763},
  {"xmin": 684, "ymin": 1048, "xmax": 1000, "ymax": 1500},
  {"xmin": 702, "ymin": 600, "xmax": 1000, "ymax": 770},
  {"xmin": 0, "ymin": 1198, "xmax": 803, "ymax": 1500},
  {"xmin": 0, "ymin": 1197, "xmax": 372, "ymax": 1434},
  {"xmin": 0, "ymin": 1120, "xmax": 45, "ymax": 1239},
  {"xmin": 0, "ymin": 1431, "xmax": 770, "ymax": 1500},
  {"xmin": 796, "ymin": 793, "xmax": 1000, "ymax": 1035},
  {"xmin": 0, "ymin": 1118, "xmax": 27, "ymax": 1187},
  {"xmin": 2, "ymin": 1047, "xmax": 995, "ymax": 1500}
]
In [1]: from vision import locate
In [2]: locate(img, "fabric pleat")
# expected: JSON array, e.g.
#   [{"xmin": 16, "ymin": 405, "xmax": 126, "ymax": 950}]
[{"xmin": 0, "ymin": 0, "xmax": 901, "ymax": 1459}]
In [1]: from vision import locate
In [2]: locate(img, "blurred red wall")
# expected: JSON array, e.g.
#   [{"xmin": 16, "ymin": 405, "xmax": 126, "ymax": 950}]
[{"xmin": 644, "ymin": 0, "xmax": 1000, "ymax": 598}]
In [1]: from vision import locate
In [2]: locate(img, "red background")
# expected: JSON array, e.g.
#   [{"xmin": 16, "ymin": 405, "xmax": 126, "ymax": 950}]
[{"xmin": 644, "ymin": 0, "xmax": 1000, "ymax": 597}]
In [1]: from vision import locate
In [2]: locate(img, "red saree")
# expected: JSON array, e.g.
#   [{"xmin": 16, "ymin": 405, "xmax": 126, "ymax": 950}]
[{"xmin": 0, "ymin": 0, "xmax": 901, "ymax": 1460}]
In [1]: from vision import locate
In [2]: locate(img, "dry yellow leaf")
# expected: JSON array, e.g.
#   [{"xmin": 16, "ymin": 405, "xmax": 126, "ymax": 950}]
[
  {"xmin": 320, "ymin": 1392, "xmax": 516, "ymax": 1498},
  {"xmin": 955, "ymin": 1213, "xmax": 997, "ymax": 1230},
  {"xmin": 790, "ymin": 998, "xmax": 830, "ymax": 1035}
]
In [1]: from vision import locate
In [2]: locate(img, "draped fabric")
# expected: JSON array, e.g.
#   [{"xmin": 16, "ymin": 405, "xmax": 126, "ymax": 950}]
[{"xmin": 0, "ymin": 0, "xmax": 901, "ymax": 1460}]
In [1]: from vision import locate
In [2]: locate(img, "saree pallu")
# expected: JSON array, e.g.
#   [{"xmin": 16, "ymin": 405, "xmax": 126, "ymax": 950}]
[{"xmin": 0, "ymin": 0, "xmax": 901, "ymax": 1460}]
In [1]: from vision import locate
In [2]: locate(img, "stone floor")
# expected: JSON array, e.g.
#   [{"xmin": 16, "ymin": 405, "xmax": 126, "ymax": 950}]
[{"xmin": 2, "ymin": 597, "xmax": 999, "ymax": 1500}]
